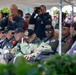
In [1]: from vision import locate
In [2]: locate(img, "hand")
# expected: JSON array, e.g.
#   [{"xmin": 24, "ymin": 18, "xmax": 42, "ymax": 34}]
[
  {"xmin": 8, "ymin": 16, "xmax": 14, "ymax": 23},
  {"xmin": 34, "ymin": 48, "xmax": 38, "ymax": 52},
  {"xmin": 24, "ymin": 54, "xmax": 34, "ymax": 60},
  {"xmin": 0, "ymin": 13, "xmax": 3, "ymax": 21},
  {"xmin": 3, "ymin": 50, "xmax": 9, "ymax": 54}
]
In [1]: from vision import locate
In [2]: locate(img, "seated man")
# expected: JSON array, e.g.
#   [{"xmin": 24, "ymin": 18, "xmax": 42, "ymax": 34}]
[
  {"xmin": 1, "ymin": 29, "xmax": 41, "ymax": 63},
  {"xmin": 43, "ymin": 25, "xmax": 58, "ymax": 53},
  {"xmin": 67, "ymin": 22, "xmax": 76, "ymax": 55},
  {"xmin": 62, "ymin": 23, "xmax": 73, "ymax": 53},
  {"xmin": 24, "ymin": 25, "xmax": 58, "ymax": 60}
]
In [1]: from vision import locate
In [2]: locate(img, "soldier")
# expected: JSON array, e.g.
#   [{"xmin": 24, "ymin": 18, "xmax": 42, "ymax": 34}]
[
  {"xmin": 0, "ymin": 28, "xmax": 25, "ymax": 63},
  {"xmin": 62, "ymin": 23, "xmax": 73, "ymax": 53},
  {"xmin": 43, "ymin": 25, "xmax": 58, "ymax": 53},
  {"xmin": 2, "ymin": 29, "xmax": 41, "ymax": 63},
  {"xmin": 24, "ymin": 25, "xmax": 58, "ymax": 59},
  {"xmin": 67, "ymin": 22, "xmax": 76, "ymax": 55},
  {"xmin": 4, "ymin": 27, "xmax": 25, "ymax": 54},
  {"xmin": 14, "ymin": 29, "xmax": 41, "ymax": 56}
]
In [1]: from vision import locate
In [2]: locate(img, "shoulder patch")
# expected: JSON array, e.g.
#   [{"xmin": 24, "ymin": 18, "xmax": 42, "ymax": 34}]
[
  {"xmin": 50, "ymin": 39, "xmax": 56, "ymax": 42},
  {"xmin": 66, "ymin": 38, "xmax": 72, "ymax": 43}
]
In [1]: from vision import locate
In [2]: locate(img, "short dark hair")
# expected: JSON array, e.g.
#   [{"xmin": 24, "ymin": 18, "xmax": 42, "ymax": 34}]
[
  {"xmin": 72, "ymin": 22, "xmax": 76, "ymax": 30},
  {"xmin": 25, "ymin": 13, "xmax": 31, "ymax": 16},
  {"xmin": 40, "ymin": 5, "xmax": 46, "ymax": 10},
  {"xmin": 18, "ymin": 9, "xmax": 23, "ymax": 17}
]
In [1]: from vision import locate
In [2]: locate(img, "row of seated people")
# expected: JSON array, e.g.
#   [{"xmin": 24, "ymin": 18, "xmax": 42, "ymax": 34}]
[
  {"xmin": 0, "ymin": 24, "xmax": 58, "ymax": 64},
  {"xmin": 0, "ymin": 21, "xmax": 76, "ymax": 64}
]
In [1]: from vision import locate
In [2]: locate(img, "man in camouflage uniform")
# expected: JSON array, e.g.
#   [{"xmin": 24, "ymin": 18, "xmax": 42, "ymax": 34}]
[{"xmin": 62, "ymin": 23, "xmax": 73, "ymax": 53}]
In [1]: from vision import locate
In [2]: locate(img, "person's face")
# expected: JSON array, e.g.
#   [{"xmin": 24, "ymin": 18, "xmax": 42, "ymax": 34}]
[
  {"xmin": 10, "ymin": 6, "xmax": 18, "ymax": 16},
  {"xmin": 45, "ymin": 30, "xmax": 53, "ymax": 38},
  {"xmin": 5, "ymin": 30, "xmax": 14, "ymax": 39},
  {"xmin": 38, "ymin": 10, "xmax": 42, "ymax": 15},
  {"xmin": 40, "ymin": 6, "xmax": 46, "ymax": 14},
  {"xmin": 14, "ymin": 32, "xmax": 24, "ymax": 41},
  {"xmin": 0, "ymin": 31, "xmax": 5, "ymax": 39},
  {"xmin": 62, "ymin": 27, "xmax": 70, "ymax": 37},
  {"xmin": 25, "ymin": 34, "xmax": 36, "ymax": 43},
  {"xmin": 25, "ymin": 15, "xmax": 31, "ymax": 22}
]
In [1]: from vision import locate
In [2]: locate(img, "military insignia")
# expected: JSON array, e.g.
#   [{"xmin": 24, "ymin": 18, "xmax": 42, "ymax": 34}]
[
  {"xmin": 49, "ymin": 19, "xmax": 51, "ymax": 21},
  {"xmin": 12, "ymin": 40, "xmax": 16, "ymax": 45},
  {"xmin": 5, "ymin": 26, "xmax": 7, "ymax": 30},
  {"xmin": 50, "ymin": 39, "xmax": 56, "ymax": 42},
  {"xmin": 46, "ymin": 25, "xmax": 51, "ymax": 28},
  {"xmin": 66, "ymin": 38, "xmax": 72, "ymax": 43},
  {"xmin": 41, "ymin": 21, "xmax": 43, "ymax": 24}
]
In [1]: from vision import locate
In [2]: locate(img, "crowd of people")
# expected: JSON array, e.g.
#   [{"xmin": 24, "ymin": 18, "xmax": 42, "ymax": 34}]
[{"xmin": 0, "ymin": 4, "xmax": 76, "ymax": 64}]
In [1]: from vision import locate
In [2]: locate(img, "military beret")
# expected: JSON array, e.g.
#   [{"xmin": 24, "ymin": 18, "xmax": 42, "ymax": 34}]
[
  {"xmin": 45, "ymin": 25, "xmax": 54, "ymax": 31},
  {"xmin": 15, "ymin": 28, "xmax": 25, "ymax": 33},
  {"xmin": 63, "ymin": 23, "xmax": 71, "ymax": 28},
  {"xmin": 24, "ymin": 29, "xmax": 35, "ymax": 38}
]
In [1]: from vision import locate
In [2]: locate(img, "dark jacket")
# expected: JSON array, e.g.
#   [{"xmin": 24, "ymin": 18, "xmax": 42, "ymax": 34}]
[
  {"xmin": 0, "ymin": 16, "xmax": 24, "ymax": 29},
  {"xmin": 29, "ymin": 12, "xmax": 52, "ymax": 40}
]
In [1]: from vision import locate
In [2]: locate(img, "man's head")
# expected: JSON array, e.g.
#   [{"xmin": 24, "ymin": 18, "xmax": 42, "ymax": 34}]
[
  {"xmin": 18, "ymin": 9, "xmax": 23, "ymax": 17},
  {"xmin": 25, "ymin": 13, "xmax": 31, "ymax": 23},
  {"xmin": 70, "ymin": 22, "xmax": 76, "ymax": 36},
  {"xmin": 2, "ymin": 27, "xmax": 14, "ymax": 39},
  {"xmin": 45, "ymin": 25, "xmax": 54, "ymax": 38},
  {"xmin": 10, "ymin": 4, "xmax": 18, "ymax": 16},
  {"xmin": 0, "ymin": 27, "xmax": 6, "ymax": 39},
  {"xmin": 62, "ymin": 23, "xmax": 71, "ymax": 38},
  {"xmin": 14, "ymin": 28, "xmax": 25, "ymax": 41},
  {"xmin": 40, "ymin": 5, "xmax": 46, "ymax": 14},
  {"xmin": 24, "ymin": 29, "xmax": 36, "ymax": 42}
]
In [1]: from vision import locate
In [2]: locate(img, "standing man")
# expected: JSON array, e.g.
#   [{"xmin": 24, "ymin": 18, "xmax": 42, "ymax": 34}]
[
  {"xmin": 29, "ymin": 5, "xmax": 52, "ymax": 40},
  {"xmin": 0, "ymin": 4, "xmax": 24, "ymax": 29},
  {"xmin": 40, "ymin": 5, "xmax": 52, "ymax": 25}
]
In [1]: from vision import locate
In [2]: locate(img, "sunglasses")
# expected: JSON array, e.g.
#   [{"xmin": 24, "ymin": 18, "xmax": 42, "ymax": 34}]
[
  {"xmin": 25, "ymin": 16, "xmax": 29, "ymax": 18},
  {"xmin": 45, "ymin": 30, "xmax": 53, "ymax": 34}
]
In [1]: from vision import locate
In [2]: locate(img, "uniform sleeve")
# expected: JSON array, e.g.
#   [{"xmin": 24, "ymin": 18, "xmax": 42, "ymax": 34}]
[
  {"xmin": 49, "ymin": 39, "xmax": 58, "ymax": 52},
  {"xmin": 32, "ymin": 42, "xmax": 52, "ymax": 57},
  {"xmin": 62, "ymin": 42, "xmax": 73, "ymax": 53},
  {"xmin": 29, "ymin": 13, "xmax": 36, "ymax": 24}
]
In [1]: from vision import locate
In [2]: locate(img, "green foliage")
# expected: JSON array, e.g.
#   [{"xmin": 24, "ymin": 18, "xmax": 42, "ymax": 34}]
[
  {"xmin": 0, "ymin": 54, "xmax": 76, "ymax": 75},
  {"xmin": 65, "ymin": 10, "xmax": 68, "ymax": 14},
  {"xmin": 1, "ymin": 8, "xmax": 10, "ymax": 14},
  {"xmin": 53, "ymin": 10, "xmax": 59, "ymax": 15}
]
